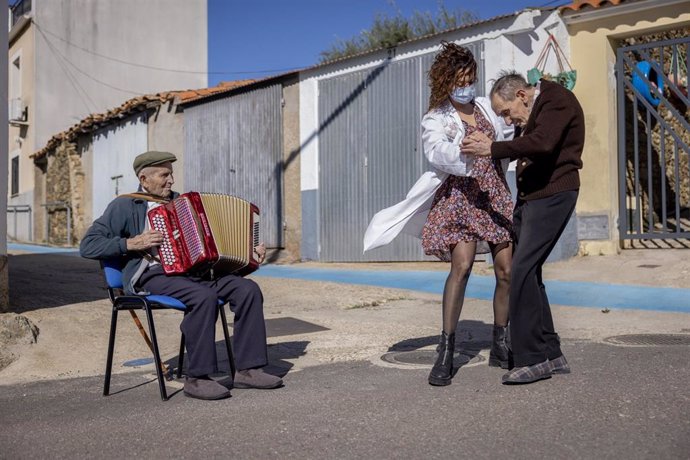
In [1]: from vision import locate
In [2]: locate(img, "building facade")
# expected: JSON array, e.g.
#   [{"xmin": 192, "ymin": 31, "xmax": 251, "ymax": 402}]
[
  {"xmin": 31, "ymin": 83, "xmax": 242, "ymax": 246},
  {"xmin": 8, "ymin": 0, "xmax": 208, "ymax": 242},
  {"xmin": 39, "ymin": 2, "xmax": 687, "ymax": 266},
  {"xmin": 562, "ymin": 0, "xmax": 690, "ymax": 254},
  {"xmin": 299, "ymin": 8, "xmax": 573, "ymax": 262}
]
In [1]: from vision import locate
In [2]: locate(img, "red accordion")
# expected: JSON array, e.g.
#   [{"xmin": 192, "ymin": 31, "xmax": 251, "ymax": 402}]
[{"xmin": 148, "ymin": 192, "xmax": 261, "ymax": 276}]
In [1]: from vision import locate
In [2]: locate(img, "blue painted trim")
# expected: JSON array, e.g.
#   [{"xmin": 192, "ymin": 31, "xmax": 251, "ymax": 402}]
[
  {"xmin": 255, "ymin": 265, "xmax": 690, "ymax": 314},
  {"xmin": 123, "ymin": 357, "xmax": 155, "ymax": 367}
]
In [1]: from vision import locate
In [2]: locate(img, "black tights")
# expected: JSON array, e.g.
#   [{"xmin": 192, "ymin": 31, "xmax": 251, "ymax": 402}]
[{"xmin": 441, "ymin": 241, "xmax": 512, "ymax": 335}]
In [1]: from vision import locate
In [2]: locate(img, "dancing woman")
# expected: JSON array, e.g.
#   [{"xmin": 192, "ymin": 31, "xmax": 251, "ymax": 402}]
[{"xmin": 364, "ymin": 42, "xmax": 514, "ymax": 386}]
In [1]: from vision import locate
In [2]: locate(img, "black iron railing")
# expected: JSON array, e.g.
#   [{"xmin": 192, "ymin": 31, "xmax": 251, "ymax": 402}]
[{"xmin": 617, "ymin": 36, "xmax": 690, "ymax": 242}]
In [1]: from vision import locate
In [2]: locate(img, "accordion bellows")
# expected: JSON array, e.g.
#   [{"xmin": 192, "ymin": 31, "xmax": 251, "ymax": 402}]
[{"xmin": 148, "ymin": 192, "xmax": 260, "ymax": 275}]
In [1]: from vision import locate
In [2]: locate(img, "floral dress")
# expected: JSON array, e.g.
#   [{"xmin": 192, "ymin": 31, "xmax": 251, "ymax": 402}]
[{"xmin": 421, "ymin": 104, "xmax": 513, "ymax": 261}]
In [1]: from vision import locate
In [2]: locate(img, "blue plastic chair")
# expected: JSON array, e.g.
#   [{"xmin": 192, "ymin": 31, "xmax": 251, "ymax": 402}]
[{"xmin": 101, "ymin": 259, "xmax": 235, "ymax": 401}]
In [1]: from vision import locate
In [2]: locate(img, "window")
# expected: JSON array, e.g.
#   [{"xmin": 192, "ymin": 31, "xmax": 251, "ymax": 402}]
[
  {"xmin": 10, "ymin": 54, "xmax": 21, "ymax": 100},
  {"xmin": 11, "ymin": 156, "xmax": 19, "ymax": 196}
]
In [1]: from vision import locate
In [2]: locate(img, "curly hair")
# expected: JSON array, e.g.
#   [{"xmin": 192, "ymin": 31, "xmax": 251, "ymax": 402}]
[{"xmin": 427, "ymin": 42, "xmax": 477, "ymax": 112}]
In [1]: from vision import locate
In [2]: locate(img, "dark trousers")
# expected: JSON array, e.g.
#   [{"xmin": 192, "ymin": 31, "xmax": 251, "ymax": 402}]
[
  {"xmin": 510, "ymin": 190, "xmax": 578, "ymax": 367},
  {"xmin": 137, "ymin": 266, "xmax": 268, "ymax": 376}
]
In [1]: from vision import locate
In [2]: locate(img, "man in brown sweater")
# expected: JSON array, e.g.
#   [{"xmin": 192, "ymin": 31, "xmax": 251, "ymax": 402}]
[{"xmin": 463, "ymin": 71, "xmax": 584, "ymax": 384}]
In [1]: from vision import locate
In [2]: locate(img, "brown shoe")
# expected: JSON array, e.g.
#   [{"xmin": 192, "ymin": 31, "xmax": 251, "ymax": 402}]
[
  {"xmin": 233, "ymin": 368, "xmax": 283, "ymax": 389},
  {"xmin": 184, "ymin": 377, "xmax": 231, "ymax": 400}
]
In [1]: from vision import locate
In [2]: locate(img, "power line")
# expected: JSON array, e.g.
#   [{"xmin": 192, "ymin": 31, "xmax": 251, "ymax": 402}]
[
  {"xmin": 36, "ymin": 25, "xmax": 97, "ymax": 113},
  {"xmin": 37, "ymin": 24, "xmax": 144, "ymax": 97},
  {"xmin": 33, "ymin": 20, "xmax": 305, "ymax": 76}
]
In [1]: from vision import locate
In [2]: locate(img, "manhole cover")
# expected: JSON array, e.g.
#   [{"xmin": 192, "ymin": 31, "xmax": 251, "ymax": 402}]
[
  {"xmin": 603, "ymin": 334, "xmax": 690, "ymax": 346},
  {"xmin": 380, "ymin": 350, "xmax": 485, "ymax": 368}
]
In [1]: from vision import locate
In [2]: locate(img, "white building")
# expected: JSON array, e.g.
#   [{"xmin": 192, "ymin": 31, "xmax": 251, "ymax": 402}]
[{"xmin": 8, "ymin": 0, "xmax": 208, "ymax": 242}]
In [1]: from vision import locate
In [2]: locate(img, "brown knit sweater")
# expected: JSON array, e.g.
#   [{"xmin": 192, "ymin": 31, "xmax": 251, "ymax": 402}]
[{"xmin": 491, "ymin": 79, "xmax": 585, "ymax": 201}]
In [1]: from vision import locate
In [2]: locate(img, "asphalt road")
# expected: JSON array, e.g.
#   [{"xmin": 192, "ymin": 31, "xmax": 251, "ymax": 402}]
[{"xmin": 1, "ymin": 340, "xmax": 688, "ymax": 459}]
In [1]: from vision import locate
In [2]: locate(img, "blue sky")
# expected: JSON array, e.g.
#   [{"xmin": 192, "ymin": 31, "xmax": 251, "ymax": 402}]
[{"xmin": 208, "ymin": 0, "xmax": 570, "ymax": 86}]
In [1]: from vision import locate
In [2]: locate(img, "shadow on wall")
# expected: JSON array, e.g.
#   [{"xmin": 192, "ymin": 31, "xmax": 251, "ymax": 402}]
[{"xmin": 8, "ymin": 253, "xmax": 107, "ymax": 313}]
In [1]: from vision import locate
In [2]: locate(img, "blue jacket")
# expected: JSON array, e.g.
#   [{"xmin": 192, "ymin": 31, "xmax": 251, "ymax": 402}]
[{"xmin": 79, "ymin": 191, "xmax": 179, "ymax": 294}]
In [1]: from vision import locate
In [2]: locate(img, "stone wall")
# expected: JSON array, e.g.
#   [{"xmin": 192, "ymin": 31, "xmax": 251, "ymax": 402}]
[{"xmin": 42, "ymin": 140, "xmax": 86, "ymax": 246}]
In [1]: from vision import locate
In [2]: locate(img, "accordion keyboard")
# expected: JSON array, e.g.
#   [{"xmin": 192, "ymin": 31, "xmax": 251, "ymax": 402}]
[
  {"xmin": 146, "ymin": 192, "xmax": 259, "ymax": 275},
  {"xmin": 151, "ymin": 213, "xmax": 177, "ymax": 265},
  {"xmin": 174, "ymin": 198, "xmax": 205, "ymax": 263}
]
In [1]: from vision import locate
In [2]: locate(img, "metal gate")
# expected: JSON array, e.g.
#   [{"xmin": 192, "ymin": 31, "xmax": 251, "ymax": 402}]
[{"xmin": 617, "ymin": 36, "xmax": 690, "ymax": 243}]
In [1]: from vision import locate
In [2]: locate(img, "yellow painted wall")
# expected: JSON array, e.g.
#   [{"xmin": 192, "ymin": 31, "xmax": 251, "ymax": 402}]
[{"xmin": 566, "ymin": 3, "xmax": 690, "ymax": 254}]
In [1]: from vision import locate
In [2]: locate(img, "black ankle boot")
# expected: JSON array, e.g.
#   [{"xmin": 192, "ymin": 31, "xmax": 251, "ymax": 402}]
[
  {"xmin": 428, "ymin": 331, "xmax": 455, "ymax": 386},
  {"xmin": 489, "ymin": 325, "xmax": 511, "ymax": 369}
]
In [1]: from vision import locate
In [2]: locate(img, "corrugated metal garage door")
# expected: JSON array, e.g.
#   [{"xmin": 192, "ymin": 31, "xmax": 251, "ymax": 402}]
[
  {"xmin": 184, "ymin": 85, "xmax": 283, "ymax": 248},
  {"xmin": 318, "ymin": 42, "xmax": 483, "ymax": 261}
]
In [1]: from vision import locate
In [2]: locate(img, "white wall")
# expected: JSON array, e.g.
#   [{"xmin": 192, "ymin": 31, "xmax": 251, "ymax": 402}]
[
  {"xmin": 483, "ymin": 10, "xmax": 570, "ymax": 85},
  {"xmin": 92, "ymin": 114, "xmax": 147, "ymax": 218},
  {"xmin": 298, "ymin": 78, "xmax": 319, "ymax": 195},
  {"xmin": 33, "ymin": 0, "xmax": 208, "ymax": 150}
]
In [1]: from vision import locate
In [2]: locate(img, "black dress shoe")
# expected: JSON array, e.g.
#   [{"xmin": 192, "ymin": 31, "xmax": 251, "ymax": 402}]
[
  {"xmin": 428, "ymin": 331, "xmax": 455, "ymax": 386},
  {"xmin": 501, "ymin": 360, "xmax": 552, "ymax": 384}
]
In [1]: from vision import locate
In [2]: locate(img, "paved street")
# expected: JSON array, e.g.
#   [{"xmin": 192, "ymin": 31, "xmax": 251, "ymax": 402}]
[
  {"xmin": 1, "ymin": 246, "xmax": 689, "ymax": 458},
  {"xmin": 1, "ymin": 341, "xmax": 689, "ymax": 459}
]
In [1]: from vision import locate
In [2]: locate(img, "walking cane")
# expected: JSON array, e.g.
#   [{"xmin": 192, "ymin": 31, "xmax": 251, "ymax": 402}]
[{"xmin": 128, "ymin": 310, "xmax": 173, "ymax": 380}]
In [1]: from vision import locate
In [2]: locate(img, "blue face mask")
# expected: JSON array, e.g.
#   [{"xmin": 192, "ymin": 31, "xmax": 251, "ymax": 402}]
[{"xmin": 450, "ymin": 84, "xmax": 476, "ymax": 104}]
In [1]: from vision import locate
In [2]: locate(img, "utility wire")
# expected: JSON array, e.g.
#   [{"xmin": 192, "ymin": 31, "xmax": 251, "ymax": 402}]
[
  {"xmin": 33, "ymin": 20, "xmax": 304, "ymax": 76},
  {"xmin": 38, "ymin": 24, "xmax": 144, "ymax": 97},
  {"xmin": 36, "ymin": 25, "xmax": 97, "ymax": 113},
  {"xmin": 48, "ymin": 40, "xmax": 145, "ymax": 96}
]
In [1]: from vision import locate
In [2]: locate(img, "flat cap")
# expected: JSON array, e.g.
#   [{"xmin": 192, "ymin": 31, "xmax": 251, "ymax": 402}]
[{"xmin": 133, "ymin": 151, "xmax": 177, "ymax": 175}]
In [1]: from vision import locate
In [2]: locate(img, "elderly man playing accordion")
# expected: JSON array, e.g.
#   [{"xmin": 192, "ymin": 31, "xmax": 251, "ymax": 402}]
[{"xmin": 80, "ymin": 151, "xmax": 282, "ymax": 400}]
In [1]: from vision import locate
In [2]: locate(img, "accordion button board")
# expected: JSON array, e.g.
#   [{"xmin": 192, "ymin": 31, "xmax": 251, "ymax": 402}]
[{"xmin": 147, "ymin": 192, "xmax": 260, "ymax": 276}]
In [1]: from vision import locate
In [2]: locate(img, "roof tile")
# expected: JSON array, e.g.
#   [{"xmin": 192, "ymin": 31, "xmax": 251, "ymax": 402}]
[
  {"xmin": 560, "ymin": 0, "xmax": 626, "ymax": 12},
  {"xmin": 32, "ymin": 80, "xmax": 255, "ymax": 160}
]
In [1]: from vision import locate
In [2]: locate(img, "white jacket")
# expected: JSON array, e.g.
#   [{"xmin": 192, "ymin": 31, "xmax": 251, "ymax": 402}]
[{"xmin": 363, "ymin": 97, "xmax": 509, "ymax": 252}]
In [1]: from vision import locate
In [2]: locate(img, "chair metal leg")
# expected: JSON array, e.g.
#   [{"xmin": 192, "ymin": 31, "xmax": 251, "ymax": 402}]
[
  {"xmin": 218, "ymin": 304, "xmax": 236, "ymax": 378},
  {"xmin": 177, "ymin": 332, "xmax": 186, "ymax": 379},
  {"xmin": 143, "ymin": 304, "xmax": 168, "ymax": 401},
  {"xmin": 104, "ymin": 306, "xmax": 119, "ymax": 396}
]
